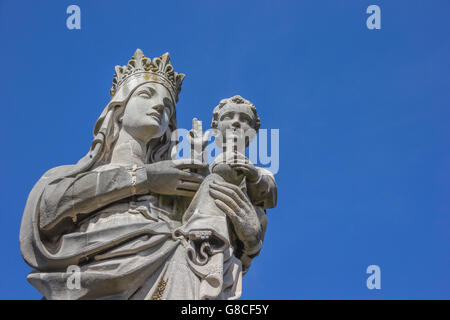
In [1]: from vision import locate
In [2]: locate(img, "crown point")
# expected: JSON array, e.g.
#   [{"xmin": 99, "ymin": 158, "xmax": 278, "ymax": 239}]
[
  {"xmin": 160, "ymin": 52, "xmax": 170, "ymax": 63},
  {"xmin": 177, "ymin": 73, "xmax": 186, "ymax": 83},
  {"xmin": 110, "ymin": 49, "xmax": 184, "ymax": 101},
  {"xmin": 133, "ymin": 49, "xmax": 145, "ymax": 60}
]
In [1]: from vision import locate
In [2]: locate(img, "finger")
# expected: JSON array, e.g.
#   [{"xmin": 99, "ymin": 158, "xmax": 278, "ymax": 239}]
[
  {"xmin": 193, "ymin": 117, "xmax": 200, "ymax": 132},
  {"xmin": 175, "ymin": 189, "xmax": 196, "ymax": 197},
  {"xmin": 202, "ymin": 130, "xmax": 210, "ymax": 141},
  {"xmin": 224, "ymin": 152, "xmax": 248, "ymax": 163},
  {"xmin": 173, "ymin": 158, "xmax": 204, "ymax": 166},
  {"xmin": 212, "ymin": 180, "xmax": 248, "ymax": 203},
  {"xmin": 210, "ymin": 183, "xmax": 246, "ymax": 211},
  {"xmin": 214, "ymin": 199, "xmax": 238, "ymax": 222},
  {"xmin": 229, "ymin": 166, "xmax": 250, "ymax": 175},
  {"xmin": 229, "ymin": 163, "xmax": 251, "ymax": 168},
  {"xmin": 202, "ymin": 132, "xmax": 210, "ymax": 149},
  {"xmin": 176, "ymin": 181, "xmax": 200, "ymax": 191},
  {"xmin": 209, "ymin": 188, "xmax": 241, "ymax": 214},
  {"xmin": 176, "ymin": 163, "xmax": 209, "ymax": 170},
  {"xmin": 178, "ymin": 171, "xmax": 205, "ymax": 182},
  {"xmin": 176, "ymin": 161, "xmax": 209, "ymax": 170},
  {"xmin": 223, "ymin": 160, "xmax": 248, "ymax": 167}
]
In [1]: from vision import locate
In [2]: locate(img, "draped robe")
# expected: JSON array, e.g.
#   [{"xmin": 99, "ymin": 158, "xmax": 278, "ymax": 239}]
[{"xmin": 20, "ymin": 157, "xmax": 275, "ymax": 300}]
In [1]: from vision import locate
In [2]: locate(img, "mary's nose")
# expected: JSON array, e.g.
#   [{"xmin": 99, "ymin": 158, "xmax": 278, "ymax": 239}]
[{"xmin": 153, "ymin": 104, "xmax": 164, "ymax": 114}]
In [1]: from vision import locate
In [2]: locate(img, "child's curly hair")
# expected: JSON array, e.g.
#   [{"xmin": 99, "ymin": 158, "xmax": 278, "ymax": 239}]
[{"xmin": 211, "ymin": 95, "xmax": 261, "ymax": 132}]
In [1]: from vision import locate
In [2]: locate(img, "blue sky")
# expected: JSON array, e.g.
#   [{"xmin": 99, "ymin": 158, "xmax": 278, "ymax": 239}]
[{"xmin": 0, "ymin": 0, "xmax": 449, "ymax": 299}]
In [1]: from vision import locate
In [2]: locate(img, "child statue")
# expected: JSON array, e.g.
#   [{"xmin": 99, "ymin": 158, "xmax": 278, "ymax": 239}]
[{"xmin": 178, "ymin": 95, "xmax": 277, "ymax": 289}]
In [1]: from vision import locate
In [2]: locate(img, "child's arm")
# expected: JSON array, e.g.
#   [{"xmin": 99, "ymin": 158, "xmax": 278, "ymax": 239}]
[{"xmin": 246, "ymin": 167, "xmax": 277, "ymax": 209}]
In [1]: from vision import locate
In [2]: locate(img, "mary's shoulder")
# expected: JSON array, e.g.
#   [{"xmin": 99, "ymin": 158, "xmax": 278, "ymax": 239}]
[{"xmin": 41, "ymin": 165, "xmax": 77, "ymax": 179}]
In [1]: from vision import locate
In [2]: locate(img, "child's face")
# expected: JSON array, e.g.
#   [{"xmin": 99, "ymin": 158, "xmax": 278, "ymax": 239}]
[{"xmin": 215, "ymin": 103, "xmax": 256, "ymax": 143}]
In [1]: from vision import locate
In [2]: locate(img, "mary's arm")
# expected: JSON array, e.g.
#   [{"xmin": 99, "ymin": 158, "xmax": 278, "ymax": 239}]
[
  {"xmin": 39, "ymin": 165, "xmax": 149, "ymax": 235},
  {"xmin": 39, "ymin": 159, "xmax": 208, "ymax": 236}
]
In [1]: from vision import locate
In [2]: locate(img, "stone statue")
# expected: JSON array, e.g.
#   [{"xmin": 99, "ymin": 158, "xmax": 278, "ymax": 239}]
[{"xmin": 19, "ymin": 49, "xmax": 277, "ymax": 300}]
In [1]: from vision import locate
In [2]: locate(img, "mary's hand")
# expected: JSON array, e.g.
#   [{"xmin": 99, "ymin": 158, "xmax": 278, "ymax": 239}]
[
  {"xmin": 209, "ymin": 180, "xmax": 263, "ymax": 254},
  {"xmin": 145, "ymin": 159, "xmax": 208, "ymax": 197}
]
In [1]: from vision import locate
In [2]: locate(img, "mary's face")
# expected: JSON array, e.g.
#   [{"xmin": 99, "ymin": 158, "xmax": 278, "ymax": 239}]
[{"xmin": 121, "ymin": 82, "xmax": 174, "ymax": 143}]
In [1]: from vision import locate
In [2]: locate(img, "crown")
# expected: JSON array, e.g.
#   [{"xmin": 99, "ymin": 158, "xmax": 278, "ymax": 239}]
[{"xmin": 110, "ymin": 49, "xmax": 185, "ymax": 101}]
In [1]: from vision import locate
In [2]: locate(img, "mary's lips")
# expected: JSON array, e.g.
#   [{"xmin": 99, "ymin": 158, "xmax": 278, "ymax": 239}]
[{"xmin": 146, "ymin": 112, "xmax": 161, "ymax": 122}]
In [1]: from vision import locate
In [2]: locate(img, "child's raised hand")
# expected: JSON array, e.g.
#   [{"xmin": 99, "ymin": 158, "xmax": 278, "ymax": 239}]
[{"xmin": 229, "ymin": 162, "xmax": 260, "ymax": 183}]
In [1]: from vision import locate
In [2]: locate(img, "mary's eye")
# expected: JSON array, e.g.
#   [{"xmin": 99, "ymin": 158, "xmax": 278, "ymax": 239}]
[{"xmin": 137, "ymin": 90, "xmax": 152, "ymax": 98}]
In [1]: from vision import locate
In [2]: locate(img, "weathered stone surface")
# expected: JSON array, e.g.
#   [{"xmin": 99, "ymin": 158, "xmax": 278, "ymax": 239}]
[{"xmin": 19, "ymin": 49, "xmax": 277, "ymax": 300}]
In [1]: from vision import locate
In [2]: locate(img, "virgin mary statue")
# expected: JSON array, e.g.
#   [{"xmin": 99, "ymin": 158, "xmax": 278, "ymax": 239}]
[{"xmin": 19, "ymin": 49, "xmax": 271, "ymax": 300}]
